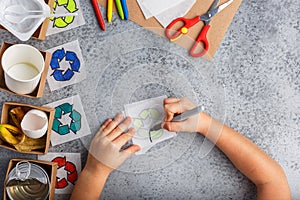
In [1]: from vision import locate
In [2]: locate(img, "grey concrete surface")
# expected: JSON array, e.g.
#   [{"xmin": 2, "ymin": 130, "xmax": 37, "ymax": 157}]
[{"xmin": 0, "ymin": 0, "xmax": 299, "ymax": 199}]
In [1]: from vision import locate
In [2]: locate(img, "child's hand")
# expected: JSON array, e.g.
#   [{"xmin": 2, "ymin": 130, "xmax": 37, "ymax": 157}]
[
  {"xmin": 162, "ymin": 98, "xmax": 202, "ymax": 133},
  {"xmin": 86, "ymin": 114, "xmax": 140, "ymax": 174}
]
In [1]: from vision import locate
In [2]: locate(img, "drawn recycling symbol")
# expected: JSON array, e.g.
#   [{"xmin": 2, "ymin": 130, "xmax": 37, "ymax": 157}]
[
  {"xmin": 133, "ymin": 108, "xmax": 163, "ymax": 139},
  {"xmin": 52, "ymin": 103, "xmax": 81, "ymax": 135},
  {"xmin": 50, "ymin": 0, "xmax": 78, "ymax": 28},
  {"xmin": 50, "ymin": 48, "xmax": 81, "ymax": 81},
  {"xmin": 52, "ymin": 156, "xmax": 78, "ymax": 189}
]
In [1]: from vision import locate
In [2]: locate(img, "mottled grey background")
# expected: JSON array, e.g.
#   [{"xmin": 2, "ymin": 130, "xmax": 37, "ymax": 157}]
[{"xmin": 0, "ymin": 0, "xmax": 299, "ymax": 199}]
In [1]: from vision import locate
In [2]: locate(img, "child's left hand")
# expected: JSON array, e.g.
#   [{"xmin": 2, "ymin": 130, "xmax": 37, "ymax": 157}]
[{"xmin": 86, "ymin": 114, "xmax": 140, "ymax": 174}]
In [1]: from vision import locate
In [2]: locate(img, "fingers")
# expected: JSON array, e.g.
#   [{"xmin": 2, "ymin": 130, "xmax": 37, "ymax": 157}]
[
  {"xmin": 106, "ymin": 117, "xmax": 132, "ymax": 141},
  {"xmin": 100, "ymin": 118, "xmax": 112, "ymax": 132},
  {"xmin": 164, "ymin": 98, "xmax": 196, "ymax": 122},
  {"xmin": 164, "ymin": 98, "xmax": 180, "ymax": 104},
  {"xmin": 112, "ymin": 128, "xmax": 136, "ymax": 149},
  {"xmin": 95, "ymin": 118, "xmax": 112, "ymax": 138},
  {"xmin": 121, "ymin": 144, "xmax": 141, "ymax": 159},
  {"xmin": 102, "ymin": 113, "xmax": 124, "ymax": 136},
  {"xmin": 162, "ymin": 121, "xmax": 183, "ymax": 132},
  {"xmin": 164, "ymin": 100, "xmax": 182, "ymax": 121}
]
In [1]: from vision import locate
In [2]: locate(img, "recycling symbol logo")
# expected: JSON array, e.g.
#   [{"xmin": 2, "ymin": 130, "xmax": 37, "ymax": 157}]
[
  {"xmin": 52, "ymin": 156, "xmax": 78, "ymax": 189},
  {"xmin": 132, "ymin": 108, "xmax": 163, "ymax": 140},
  {"xmin": 50, "ymin": 0, "xmax": 78, "ymax": 28},
  {"xmin": 50, "ymin": 48, "xmax": 81, "ymax": 81},
  {"xmin": 52, "ymin": 103, "xmax": 81, "ymax": 135}
]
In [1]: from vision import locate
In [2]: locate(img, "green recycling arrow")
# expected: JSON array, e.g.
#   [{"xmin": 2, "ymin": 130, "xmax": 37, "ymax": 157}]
[{"xmin": 50, "ymin": 0, "xmax": 78, "ymax": 28}]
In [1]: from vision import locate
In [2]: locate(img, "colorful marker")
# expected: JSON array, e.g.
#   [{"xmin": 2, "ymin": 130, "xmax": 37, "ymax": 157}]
[
  {"xmin": 107, "ymin": 0, "xmax": 113, "ymax": 22},
  {"xmin": 115, "ymin": 0, "xmax": 124, "ymax": 20},
  {"xmin": 91, "ymin": 0, "xmax": 106, "ymax": 30},
  {"xmin": 121, "ymin": 0, "xmax": 128, "ymax": 20}
]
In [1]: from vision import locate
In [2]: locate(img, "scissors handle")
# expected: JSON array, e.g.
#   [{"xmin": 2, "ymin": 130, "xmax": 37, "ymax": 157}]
[
  {"xmin": 190, "ymin": 25, "xmax": 210, "ymax": 57},
  {"xmin": 165, "ymin": 16, "xmax": 200, "ymax": 40}
]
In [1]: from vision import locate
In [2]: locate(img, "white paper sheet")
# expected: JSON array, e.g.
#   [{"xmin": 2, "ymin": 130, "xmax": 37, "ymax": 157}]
[
  {"xmin": 44, "ymin": 95, "xmax": 91, "ymax": 146},
  {"xmin": 141, "ymin": 0, "xmax": 185, "ymax": 18},
  {"xmin": 46, "ymin": 0, "xmax": 85, "ymax": 36},
  {"xmin": 155, "ymin": 0, "xmax": 197, "ymax": 27},
  {"xmin": 136, "ymin": 0, "xmax": 153, "ymax": 19},
  {"xmin": 136, "ymin": 0, "xmax": 196, "ymax": 27},
  {"xmin": 38, "ymin": 153, "xmax": 81, "ymax": 194},
  {"xmin": 124, "ymin": 95, "xmax": 176, "ymax": 155},
  {"xmin": 47, "ymin": 40, "xmax": 86, "ymax": 91}
]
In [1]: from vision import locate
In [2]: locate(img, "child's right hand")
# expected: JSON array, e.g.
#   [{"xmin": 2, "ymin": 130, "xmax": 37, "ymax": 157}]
[{"xmin": 162, "ymin": 98, "xmax": 203, "ymax": 133}]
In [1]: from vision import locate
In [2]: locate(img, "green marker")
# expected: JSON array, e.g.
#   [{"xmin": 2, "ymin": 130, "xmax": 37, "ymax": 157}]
[{"xmin": 115, "ymin": 0, "xmax": 124, "ymax": 20}]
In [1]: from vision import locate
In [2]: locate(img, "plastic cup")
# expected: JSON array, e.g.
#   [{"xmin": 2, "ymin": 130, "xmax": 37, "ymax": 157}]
[
  {"xmin": 0, "ymin": 0, "xmax": 50, "ymax": 41},
  {"xmin": 1, "ymin": 44, "xmax": 45, "ymax": 95}
]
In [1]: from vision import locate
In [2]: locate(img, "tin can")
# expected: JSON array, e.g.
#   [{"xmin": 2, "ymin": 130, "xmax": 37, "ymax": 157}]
[{"xmin": 6, "ymin": 161, "xmax": 50, "ymax": 200}]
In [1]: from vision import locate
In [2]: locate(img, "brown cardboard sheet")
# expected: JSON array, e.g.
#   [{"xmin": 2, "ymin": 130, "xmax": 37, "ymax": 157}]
[{"xmin": 98, "ymin": 0, "xmax": 242, "ymax": 60}]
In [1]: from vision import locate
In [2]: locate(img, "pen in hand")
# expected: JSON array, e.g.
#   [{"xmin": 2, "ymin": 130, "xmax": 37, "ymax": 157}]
[
  {"xmin": 170, "ymin": 105, "xmax": 204, "ymax": 122},
  {"xmin": 149, "ymin": 105, "xmax": 204, "ymax": 142}
]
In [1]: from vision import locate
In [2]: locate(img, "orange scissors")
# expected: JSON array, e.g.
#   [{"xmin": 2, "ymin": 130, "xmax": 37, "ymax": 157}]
[{"xmin": 165, "ymin": 0, "xmax": 233, "ymax": 57}]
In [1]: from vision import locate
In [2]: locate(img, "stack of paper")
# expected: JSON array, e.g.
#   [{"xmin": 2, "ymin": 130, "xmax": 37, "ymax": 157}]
[
  {"xmin": 137, "ymin": 0, "xmax": 196, "ymax": 27},
  {"xmin": 124, "ymin": 96, "xmax": 176, "ymax": 155}
]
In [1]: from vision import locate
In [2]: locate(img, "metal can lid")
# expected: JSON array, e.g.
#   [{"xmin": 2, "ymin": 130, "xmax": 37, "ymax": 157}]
[{"xmin": 6, "ymin": 161, "xmax": 50, "ymax": 200}]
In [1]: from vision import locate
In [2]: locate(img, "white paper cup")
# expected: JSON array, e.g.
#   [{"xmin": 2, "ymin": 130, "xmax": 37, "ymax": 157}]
[{"xmin": 1, "ymin": 44, "xmax": 45, "ymax": 94}]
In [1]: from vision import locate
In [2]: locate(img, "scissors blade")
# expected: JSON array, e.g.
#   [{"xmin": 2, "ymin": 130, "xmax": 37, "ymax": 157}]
[
  {"xmin": 208, "ymin": 0, "xmax": 220, "ymax": 11},
  {"xmin": 216, "ymin": 0, "xmax": 234, "ymax": 13},
  {"xmin": 200, "ymin": 0, "xmax": 234, "ymax": 22},
  {"xmin": 200, "ymin": 0, "xmax": 220, "ymax": 22}
]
